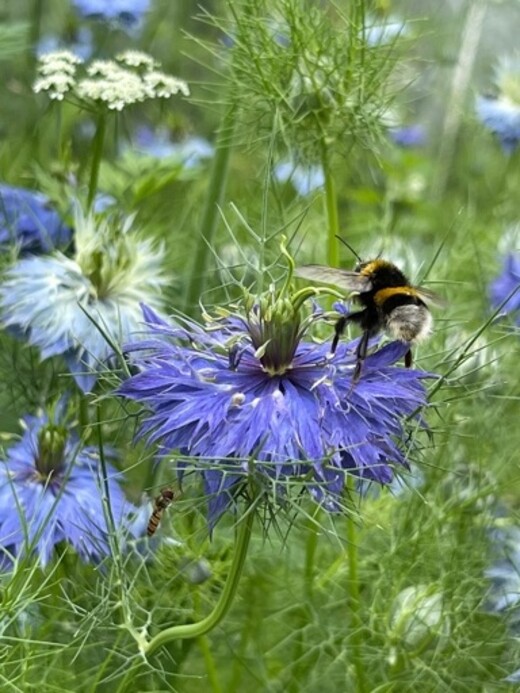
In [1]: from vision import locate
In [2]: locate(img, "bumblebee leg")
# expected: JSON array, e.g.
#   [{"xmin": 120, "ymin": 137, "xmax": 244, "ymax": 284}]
[
  {"xmin": 332, "ymin": 317, "xmax": 348, "ymax": 354},
  {"xmin": 404, "ymin": 348, "xmax": 412, "ymax": 368},
  {"xmin": 331, "ymin": 310, "xmax": 367, "ymax": 354},
  {"xmin": 353, "ymin": 329, "xmax": 370, "ymax": 382}
]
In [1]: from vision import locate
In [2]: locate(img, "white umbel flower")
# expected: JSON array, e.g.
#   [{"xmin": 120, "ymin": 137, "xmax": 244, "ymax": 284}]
[
  {"xmin": 77, "ymin": 68, "xmax": 151, "ymax": 110},
  {"xmin": 143, "ymin": 72, "xmax": 190, "ymax": 98},
  {"xmin": 33, "ymin": 73, "xmax": 76, "ymax": 100},
  {"xmin": 33, "ymin": 50, "xmax": 189, "ymax": 111},
  {"xmin": 116, "ymin": 50, "xmax": 158, "ymax": 69},
  {"xmin": 33, "ymin": 51, "xmax": 82, "ymax": 99}
]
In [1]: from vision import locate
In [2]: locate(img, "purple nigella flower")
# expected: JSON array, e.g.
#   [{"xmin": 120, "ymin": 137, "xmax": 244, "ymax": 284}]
[
  {"xmin": 71, "ymin": 0, "xmax": 150, "ymax": 29},
  {"xmin": 476, "ymin": 95, "xmax": 520, "ymax": 154},
  {"xmin": 0, "ymin": 410, "xmax": 135, "ymax": 568},
  {"xmin": 119, "ymin": 296, "xmax": 431, "ymax": 527},
  {"xmin": 489, "ymin": 253, "xmax": 520, "ymax": 322},
  {"xmin": 0, "ymin": 184, "xmax": 72, "ymax": 254}
]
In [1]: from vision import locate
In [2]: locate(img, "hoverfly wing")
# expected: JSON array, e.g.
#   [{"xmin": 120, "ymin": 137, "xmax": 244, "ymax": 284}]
[
  {"xmin": 414, "ymin": 286, "xmax": 447, "ymax": 307},
  {"xmin": 295, "ymin": 265, "xmax": 373, "ymax": 292}
]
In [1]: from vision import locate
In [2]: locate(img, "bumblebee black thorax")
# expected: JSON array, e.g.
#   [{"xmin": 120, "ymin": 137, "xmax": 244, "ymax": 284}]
[{"xmin": 357, "ymin": 259, "xmax": 410, "ymax": 291}]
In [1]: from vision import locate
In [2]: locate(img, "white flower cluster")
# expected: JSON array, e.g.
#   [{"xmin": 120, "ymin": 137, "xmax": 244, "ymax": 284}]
[
  {"xmin": 33, "ymin": 51, "xmax": 82, "ymax": 101},
  {"xmin": 116, "ymin": 50, "xmax": 158, "ymax": 69},
  {"xmin": 143, "ymin": 72, "xmax": 191, "ymax": 98},
  {"xmin": 33, "ymin": 50, "xmax": 190, "ymax": 111}
]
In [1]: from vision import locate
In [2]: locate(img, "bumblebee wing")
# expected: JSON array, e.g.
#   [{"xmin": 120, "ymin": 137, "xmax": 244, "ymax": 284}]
[
  {"xmin": 295, "ymin": 265, "xmax": 373, "ymax": 292},
  {"xmin": 415, "ymin": 286, "xmax": 447, "ymax": 307}
]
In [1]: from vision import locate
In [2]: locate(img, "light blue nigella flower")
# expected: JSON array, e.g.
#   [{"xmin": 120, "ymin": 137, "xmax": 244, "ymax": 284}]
[
  {"xmin": 0, "ymin": 184, "xmax": 72, "ymax": 254},
  {"xmin": 365, "ymin": 17, "xmax": 407, "ymax": 47},
  {"xmin": 489, "ymin": 253, "xmax": 520, "ymax": 323},
  {"xmin": 476, "ymin": 56, "xmax": 520, "ymax": 153},
  {"xmin": 476, "ymin": 95, "xmax": 520, "ymax": 153},
  {"xmin": 485, "ymin": 524, "xmax": 520, "ymax": 635},
  {"xmin": 389, "ymin": 125, "xmax": 426, "ymax": 148},
  {"xmin": 274, "ymin": 160, "xmax": 325, "ymax": 197},
  {"xmin": 133, "ymin": 126, "xmax": 214, "ymax": 168},
  {"xmin": 71, "ymin": 0, "xmax": 150, "ymax": 29},
  {"xmin": 37, "ymin": 27, "xmax": 93, "ymax": 61},
  {"xmin": 0, "ymin": 410, "xmax": 135, "ymax": 568},
  {"xmin": 119, "ymin": 294, "xmax": 432, "ymax": 527},
  {"xmin": 0, "ymin": 210, "xmax": 167, "ymax": 392}
]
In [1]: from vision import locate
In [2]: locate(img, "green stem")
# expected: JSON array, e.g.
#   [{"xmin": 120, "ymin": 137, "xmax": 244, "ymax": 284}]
[
  {"xmin": 183, "ymin": 102, "xmax": 238, "ymax": 314},
  {"xmin": 304, "ymin": 505, "xmax": 320, "ymax": 600},
  {"xmin": 78, "ymin": 393, "xmax": 89, "ymax": 432},
  {"xmin": 430, "ymin": 0, "xmax": 485, "ymax": 200},
  {"xmin": 143, "ymin": 508, "xmax": 254, "ymax": 656},
  {"xmin": 320, "ymin": 140, "xmax": 340, "ymax": 268},
  {"xmin": 29, "ymin": 0, "xmax": 44, "ymax": 66},
  {"xmin": 346, "ymin": 476, "xmax": 366, "ymax": 693},
  {"xmin": 193, "ymin": 590, "xmax": 223, "ymax": 693},
  {"xmin": 198, "ymin": 633, "xmax": 223, "ymax": 693},
  {"xmin": 87, "ymin": 114, "xmax": 107, "ymax": 212}
]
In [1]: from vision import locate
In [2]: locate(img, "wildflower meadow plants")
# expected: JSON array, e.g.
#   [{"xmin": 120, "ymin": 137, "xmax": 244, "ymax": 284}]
[{"xmin": 1, "ymin": 0, "xmax": 520, "ymax": 691}]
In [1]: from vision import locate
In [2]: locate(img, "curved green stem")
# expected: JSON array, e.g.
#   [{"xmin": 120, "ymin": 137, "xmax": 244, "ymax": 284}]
[
  {"xmin": 183, "ymin": 102, "xmax": 238, "ymax": 314},
  {"xmin": 143, "ymin": 508, "xmax": 254, "ymax": 656},
  {"xmin": 320, "ymin": 140, "xmax": 340, "ymax": 268},
  {"xmin": 87, "ymin": 113, "xmax": 107, "ymax": 211},
  {"xmin": 346, "ymin": 476, "xmax": 367, "ymax": 693}
]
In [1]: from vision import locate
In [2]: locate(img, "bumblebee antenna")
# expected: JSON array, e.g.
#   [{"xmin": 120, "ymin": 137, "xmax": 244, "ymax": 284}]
[{"xmin": 335, "ymin": 235, "xmax": 363, "ymax": 263}]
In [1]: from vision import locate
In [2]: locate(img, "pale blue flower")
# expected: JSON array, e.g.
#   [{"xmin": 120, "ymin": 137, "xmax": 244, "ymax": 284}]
[
  {"xmin": 389, "ymin": 125, "xmax": 426, "ymax": 148},
  {"xmin": 133, "ymin": 126, "xmax": 214, "ymax": 167},
  {"xmin": 0, "ymin": 212, "xmax": 166, "ymax": 392},
  {"xmin": 489, "ymin": 253, "xmax": 520, "ymax": 322},
  {"xmin": 71, "ymin": 0, "xmax": 150, "ymax": 29},
  {"xmin": 37, "ymin": 28, "xmax": 93, "ymax": 61},
  {"xmin": 274, "ymin": 160, "xmax": 325, "ymax": 196},
  {"xmin": 476, "ymin": 95, "xmax": 520, "ymax": 153},
  {"xmin": 485, "ymin": 525, "xmax": 520, "ymax": 635},
  {"xmin": 365, "ymin": 18, "xmax": 407, "ymax": 46},
  {"xmin": 476, "ymin": 56, "xmax": 520, "ymax": 153}
]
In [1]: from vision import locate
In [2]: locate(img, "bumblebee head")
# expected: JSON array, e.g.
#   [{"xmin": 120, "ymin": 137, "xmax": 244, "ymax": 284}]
[{"xmin": 357, "ymin": 259, "xmax": 409, "ymax": 289}]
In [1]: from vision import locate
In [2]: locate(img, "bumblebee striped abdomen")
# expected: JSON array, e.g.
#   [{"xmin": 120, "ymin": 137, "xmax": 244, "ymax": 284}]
[{"xmin": 374, "ymin": 287, "xmax": 432, "ymax": 343}]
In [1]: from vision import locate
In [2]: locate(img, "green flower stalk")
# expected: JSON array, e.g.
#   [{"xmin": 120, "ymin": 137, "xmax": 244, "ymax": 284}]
[
  {"xmin": 183, "ymin": 102, "xmax": 238, "ymax": 313},
  {"xmin": 202, "ymin": 0, "xmax": 398, "ymax": 266},
  {"xmin": 224, "ymin": 0, "xmax": 394, "ymax": 159}
]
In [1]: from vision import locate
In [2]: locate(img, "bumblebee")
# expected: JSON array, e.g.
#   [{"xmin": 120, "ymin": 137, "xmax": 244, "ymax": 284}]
[
  {"xmin": 296, "ymin": 258, "xmax": 441, "ymax": 381},
  {"xmin": 147, "ymin": 488, "xmax": 175, "ymax": 537}
]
